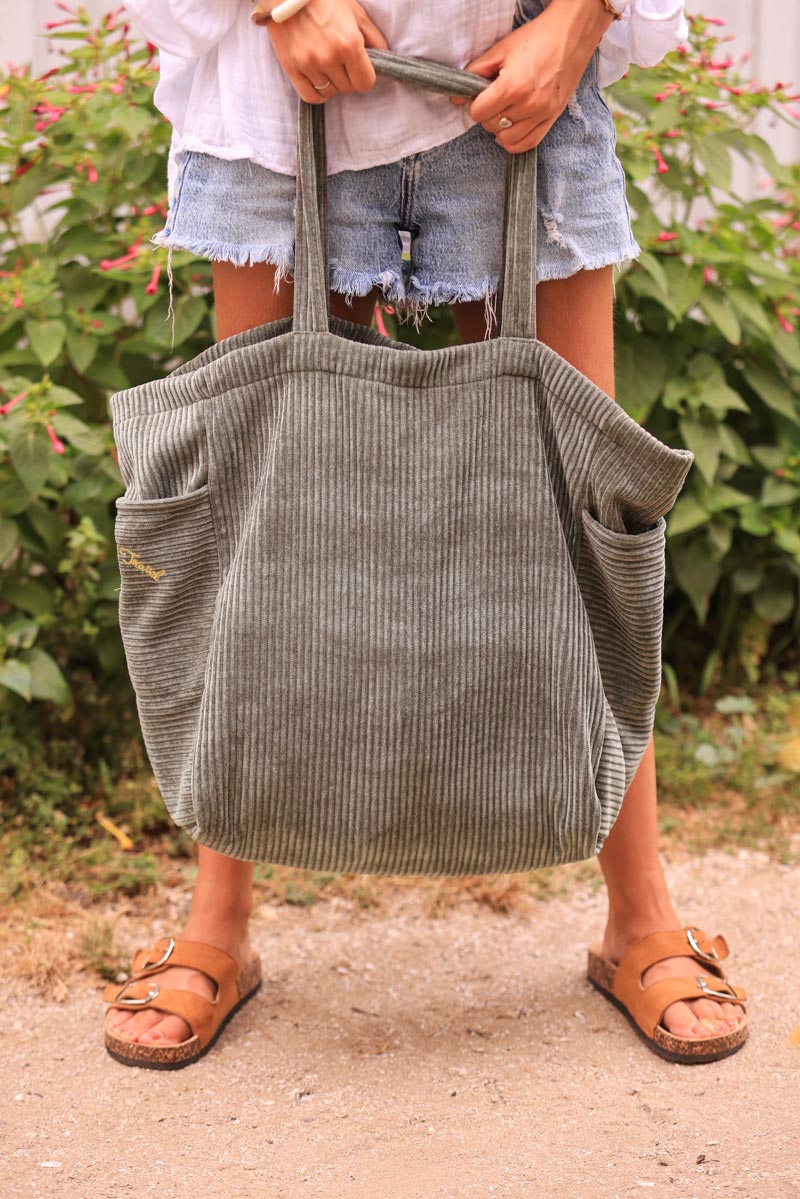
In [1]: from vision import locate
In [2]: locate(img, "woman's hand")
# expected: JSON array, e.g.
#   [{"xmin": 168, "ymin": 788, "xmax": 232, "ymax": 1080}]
[
  {"xmin": 265, "ymin": 0, "xmax": 389, "ymax": 104},
  {"xmin": 452, "ymin": 0, "xmax": 614, "ymax": 153}
]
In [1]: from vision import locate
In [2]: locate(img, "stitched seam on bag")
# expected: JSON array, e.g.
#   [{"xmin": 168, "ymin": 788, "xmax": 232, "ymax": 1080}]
[{"xmin": 113, "ymin": 376, "xmax": 623, "ymax": 447}]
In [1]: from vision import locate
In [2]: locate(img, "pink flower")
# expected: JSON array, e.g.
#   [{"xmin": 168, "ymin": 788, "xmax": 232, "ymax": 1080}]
[
  {"xmin": 373, "ymin": 303, "xmax": 389, "ymax": 337},
  {"xmin": 46, "ymin": 423, "xmax": 65, "ymax": 454},
  {"xmin": 0, "ymin": 390, "xmax": 28, "ymax": 415},
  {"xmin": 656, "ymin": 231, "xmax": 678, "ymax": 243},
  {"xmin": 145, "ymin": 264, "xmax": 161, "ymax": 295},
  {"xmin": 100, "ymin": 236, "xmax": 143, "ymax": 271},
  {"xmin": 12, "ymin": 291, "xmax": 22, "ymax": 308},
  {"xmin": 650, "ymin": 144, "xmax": 669, "ymax": 174},
  {"xmin": 777, "ymin": 314, "xmax": 794, "ymax": 334},
  {"xmin": 703, "ymin": 266, "xmax": 716, "ymax": 284}
]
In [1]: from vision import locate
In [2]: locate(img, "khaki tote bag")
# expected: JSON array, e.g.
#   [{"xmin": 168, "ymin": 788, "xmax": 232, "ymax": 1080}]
[{"xmin": 110, "ymin": 50, "xmax": 694, "ymax": 876}]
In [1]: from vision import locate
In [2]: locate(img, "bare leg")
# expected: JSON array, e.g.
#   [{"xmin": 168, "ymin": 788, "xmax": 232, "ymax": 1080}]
[
  {"xmin": 107, "ymin": 262, "xmax": 379, "ymax": 1046},
  {"xmin": 451, "ymin": 269, "xmax": 745, "ymax": 1039}
]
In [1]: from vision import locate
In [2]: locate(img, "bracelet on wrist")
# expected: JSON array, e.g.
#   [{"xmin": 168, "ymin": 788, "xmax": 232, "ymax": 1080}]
[
  {"xmin": 599, "ymin": 0, "xmax": 627, "ymax": 19},
  {"xmin": 251, "ymin": 0, "xmax": 312, "ymax": 27}
]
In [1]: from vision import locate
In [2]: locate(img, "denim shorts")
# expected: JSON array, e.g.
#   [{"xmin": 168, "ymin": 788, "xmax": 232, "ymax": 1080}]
[{"xmin": 153, "ymin": 0, "xmax": 640, "ymax": 333}]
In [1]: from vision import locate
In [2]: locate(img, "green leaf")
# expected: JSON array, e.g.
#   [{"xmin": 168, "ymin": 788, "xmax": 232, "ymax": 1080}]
[
  {"xmin": 51, "ymin": 411, "xmax": 107, "ymax": 455},
  {"xmin": 8, "ymin": 423, "xmax": 52, "ymax": 495},
  {"xmin": 113, "ymin": 106, "xmax": 151, "ymax": 139},
  {"xmin": 670, "ymin": 538, "xmax": 721, "ymax": 624},
  {"xmin": 21, "ymin": 647, "xmax": 70, "ymax": 706},
  {"xmin": 699, "ymin": 292, "xmax": 741, "ymax": 344},
  {"xmin": 662, "ymin": 259, "xmax": 705, "ymax": 319},
  {"xmin": 0, "ymin": 519, "xmax": 18, "ymax": 563},
  {"xmin": 694, "ymin": 134, "xmax": 732, "ymax": 192},
  {"xmin": 1, "ymin": 578, "xmax": 56, "ymax": 617},
  {"xmin": 742, "ymin": 364, "xmax": 800, "ymax": 425},
  {"xmin": 25, "ymin": 319, "xmax": 67, "ymax": 367},
  {"xmin": 65, "ymin": 330, "xmax": 99, "ymax": 374},
  {"xmin": 667, "ymin": 493, "xmax": 707, "ymax": 537},
  {"xmin": 614, "ymin": 338, "xmax": 667, "ymax": 422},
  {"xmin": 774, "ymin": 328, "xmax": 800, "ymax": 373},
  {"xmin": 731, "ymin": 563, "xmax": 763, "ymax": 594},
  {"xmin": 706, "ymin": 484, "xmax": 752, "ymax": 512},
  {"xmin": 43, "ymin": 384, "xmax": 87, "ymax": 409},
  {"xmin": 716, "ymin": 424, "xmax": 751, "ymax": 466},
  {"xmin": 752, "ymin": 574, "xmax": 795, "ymax": 624},
  {"xmin": 761, "ymin": 476, "xmax": 800, "ymax": 506},
  {"xmin": 678, "ymin": 418, "xmax": 722, "ymax": 485},
  {"xmin": 729, "ymin": 287, "xmax": 772, "ymax": 338},
  {"xmin": 0, "ymin": 659, "xmax": 32, "ymax": 701},
  {"xmin": 26, "ymin": 505, "xmax": 65, "ymax": 553},
  {"xmin": 739, "ymin": 503, "xmax": 772, "ymax": 537}
]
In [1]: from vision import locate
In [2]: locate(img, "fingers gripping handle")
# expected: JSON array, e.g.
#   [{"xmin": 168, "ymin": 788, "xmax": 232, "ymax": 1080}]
[{"xmin": 293, "ymin": 48, "xmax": 538, "ymax": 340}]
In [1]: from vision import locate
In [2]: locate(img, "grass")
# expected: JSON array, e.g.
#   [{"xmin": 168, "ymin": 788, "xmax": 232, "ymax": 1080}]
[{"xmin": 1, "ymin": 675, "xmax": 798, "ymax": 999}]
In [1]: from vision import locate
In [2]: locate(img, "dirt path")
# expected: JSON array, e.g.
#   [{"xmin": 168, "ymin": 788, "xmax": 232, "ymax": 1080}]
[{"xmin": 2, "ymin": 849, "xmax": 799, "ymax": 1199}]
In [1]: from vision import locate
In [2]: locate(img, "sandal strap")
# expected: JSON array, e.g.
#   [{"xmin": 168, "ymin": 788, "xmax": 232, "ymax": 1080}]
[
  {"xmin": 611, "ymin": 926, "xmax": 730, "ymax": 1002},
  {"xmin": 619, "ymin": 974, "xmax": 748, "ymax": 1039},
  {"xmin": 102, "ymin": 981, "xmax": 217, "ymax": 1047},
  {"xmin": 128, "ymin": 936, "xmax": 240, "ymax": 992}
]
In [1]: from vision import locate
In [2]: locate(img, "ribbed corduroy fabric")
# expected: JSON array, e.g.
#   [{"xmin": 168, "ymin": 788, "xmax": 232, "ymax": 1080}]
[{"xmin": 110, "ymin": 52, "xmax": 694, "ymax": 876}]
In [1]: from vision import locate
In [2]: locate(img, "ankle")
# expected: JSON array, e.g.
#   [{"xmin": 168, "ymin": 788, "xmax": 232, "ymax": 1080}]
[{"xmin": 183, "ymin": 894, "xmax": 253, "ymax": 940}]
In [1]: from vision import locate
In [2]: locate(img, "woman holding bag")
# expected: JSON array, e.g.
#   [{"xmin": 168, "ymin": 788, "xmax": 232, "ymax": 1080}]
[{"xmin": 103, "ymin": 0, "xmax": 748, "ymax": 1068}]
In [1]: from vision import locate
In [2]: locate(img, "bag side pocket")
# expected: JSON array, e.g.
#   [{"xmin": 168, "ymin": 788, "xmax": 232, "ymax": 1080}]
[
  {"xmin": 578, "ymin": 505, "xmax": 667, "ymax": 795},
  {"xmin": 114, "ymin": 483, "xmax": 220, "ymax": 830}
]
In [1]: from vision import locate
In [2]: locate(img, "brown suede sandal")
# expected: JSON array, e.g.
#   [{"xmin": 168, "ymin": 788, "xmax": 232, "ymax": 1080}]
[
  {"xmin": 102, "ymin": 935, "xmax": 262, "ymax": 1070},
  {"xmin": 587, "ymin": 925, "xmax": 748, "ymax": 1065}
]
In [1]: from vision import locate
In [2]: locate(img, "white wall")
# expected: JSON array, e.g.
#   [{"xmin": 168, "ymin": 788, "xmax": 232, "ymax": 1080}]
[{"xmin": 702, "ymin": 0, "xmax": 800, "ymax": 187}]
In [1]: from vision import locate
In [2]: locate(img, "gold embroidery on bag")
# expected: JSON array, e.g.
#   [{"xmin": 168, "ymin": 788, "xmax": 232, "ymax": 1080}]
[{"xmin": 118, "ymin": 545, "xmax": 167, "ymax": 582}]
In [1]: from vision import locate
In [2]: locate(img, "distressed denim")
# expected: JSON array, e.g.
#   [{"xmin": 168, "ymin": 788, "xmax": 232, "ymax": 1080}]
[{"xmin": 153, "ymin": 0, "xmax": 640, "ymax": 335}]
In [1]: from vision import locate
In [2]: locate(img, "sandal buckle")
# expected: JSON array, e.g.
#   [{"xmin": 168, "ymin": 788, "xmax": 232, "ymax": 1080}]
[
  {"xmin": 140, "ymin": 936, "xmax": 175, "ymax": 971},
  {"xmin": 114, "ymin": 979, "xmax": 161, "ymax": 1006},
  {"xmin": 687, "ymin": 927, "xmax": 719, "ymax": 962},
  {"xmin": 696, "ymin": 974, "xmax": 738, "ymax": 1002}
]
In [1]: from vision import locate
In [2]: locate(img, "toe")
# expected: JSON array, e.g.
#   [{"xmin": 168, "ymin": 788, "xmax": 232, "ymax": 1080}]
[
  {"xmin": 661, "ymin": 999, "xmax": 710, "ymax": 1039},
  {"xmin": 137, "ymin": 1014, "xmax": 192, "ymax": 1046}
]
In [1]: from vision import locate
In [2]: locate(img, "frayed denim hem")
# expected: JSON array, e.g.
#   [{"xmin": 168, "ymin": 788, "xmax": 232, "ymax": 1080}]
[{"xmin": 331, "ymin": 267, "xmax": 501, "ymax": 341}]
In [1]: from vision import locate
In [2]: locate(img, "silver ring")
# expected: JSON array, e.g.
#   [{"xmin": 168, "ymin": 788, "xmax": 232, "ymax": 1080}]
[
  {"xmin": 313, "ymin": 79, "xmax": 334, "ymax": 92},
  {"xmin": 497, "ymin": 116, "xmax": 513, "ymax": 130}
]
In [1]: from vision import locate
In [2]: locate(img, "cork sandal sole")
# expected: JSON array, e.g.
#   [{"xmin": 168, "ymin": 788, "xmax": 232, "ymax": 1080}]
[
  {"xmin": 587, "ymin": 946, "xmax": 748, "ymax": 1065},
  {"xmin": 104, "ymin": 952, "xmax": 263, "ymax": 1070}
]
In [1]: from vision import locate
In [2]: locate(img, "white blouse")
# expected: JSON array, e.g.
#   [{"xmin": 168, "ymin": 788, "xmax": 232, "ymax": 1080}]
[{"xmin": 125, "ymin": 0, "xmax": 688, "ymax": 193}]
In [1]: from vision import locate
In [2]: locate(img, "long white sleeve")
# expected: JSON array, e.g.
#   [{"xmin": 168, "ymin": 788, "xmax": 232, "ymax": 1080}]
[
  {"xmin": 597, "ymin": 0, "xmax": 689, "ymax": 88},
  {"xmin": 124, "ymin": 0, "xmax": 241, "ymax": 60}
]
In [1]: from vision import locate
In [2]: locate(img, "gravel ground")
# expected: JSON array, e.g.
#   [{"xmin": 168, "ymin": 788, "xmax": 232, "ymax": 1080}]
[{"xmin": 2, "ymin": 849, "xmax": 799, "ymax": 1199}]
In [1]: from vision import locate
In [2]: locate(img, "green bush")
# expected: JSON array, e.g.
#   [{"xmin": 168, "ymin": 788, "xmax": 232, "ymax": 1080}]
[
  {"xmin": 608, "ymin": 19, "xmax": 800, "ymax": 692},
  {"xmin": 0, "ymin": 8, "xmax": 798, "ymax": 829}
]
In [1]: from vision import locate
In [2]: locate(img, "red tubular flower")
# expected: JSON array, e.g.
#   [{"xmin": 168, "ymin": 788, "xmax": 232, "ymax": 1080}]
[
  {"xmin": 777, "ymin": 314, "xmax": 794, "ymax": 334},
  {"xmin": 145, "ymin": 264, "xmax": 162, "ymax": 295},
  {"xmin": 46, "ymin": 424, "xmax": 66, "ymax": 454},
  {"xmin": 656, "ymin": 231, "xmax": 678, "ymax": 243},
  {"xmin": 12, "ymin": 292, "xmax": 23, "ymax": 308},
  {"xmin": 0, "ymin": 390, "xmax": 28, "ymax": 415},
  {"xmin": 373, "ymin": 303, "xmax": 389, "ymax": 338},
  {"xmin": 649, "ymin": 144, "xmax": 669, "ymax": 174},
  {"xmin": 100, "ymin": 235, "xmax": 143, "ymax": 271}
]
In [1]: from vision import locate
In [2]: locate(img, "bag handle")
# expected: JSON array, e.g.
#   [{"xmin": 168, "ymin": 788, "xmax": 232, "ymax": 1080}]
[{"xmin": 292, "ymin": 48, "xmax": 538, "ymax": 341}]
